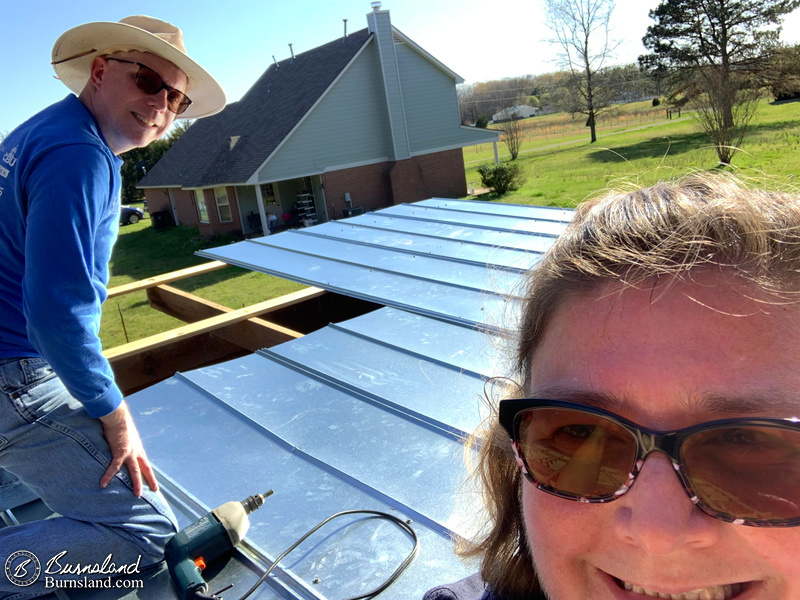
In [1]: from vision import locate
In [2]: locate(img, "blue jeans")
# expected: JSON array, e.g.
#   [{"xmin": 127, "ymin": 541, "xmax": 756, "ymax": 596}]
[{"xmin": 0, "ymin": 358, "xmax": 177, "ymax": 599}]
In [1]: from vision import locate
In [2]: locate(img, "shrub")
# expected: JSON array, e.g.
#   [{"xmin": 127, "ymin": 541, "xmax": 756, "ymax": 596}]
[
  {"xmin": 475, "ymin": 114, "xmax": 489, "ymax": 128},
  {"xmin": 477, "ymin": 163, "xmax": 526, "ymax": 195},
  {"xmin": 652, "ymin": 97, "xmax": 661, "ymax": 106}
]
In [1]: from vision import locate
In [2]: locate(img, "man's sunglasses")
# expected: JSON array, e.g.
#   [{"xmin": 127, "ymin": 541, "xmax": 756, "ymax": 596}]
[
  {"xmin": 499, "ymin": 398, "xmax": 800, "ymax": 527},
  {"xmin": 105, "ymin": 57, "xmax": 192, "ymax": 115}
]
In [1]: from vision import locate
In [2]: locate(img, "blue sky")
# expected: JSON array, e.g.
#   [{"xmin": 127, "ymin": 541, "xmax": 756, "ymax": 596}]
[{"xmin": 2, "ymin": 0, "xmax": 799, "ymax": 134}]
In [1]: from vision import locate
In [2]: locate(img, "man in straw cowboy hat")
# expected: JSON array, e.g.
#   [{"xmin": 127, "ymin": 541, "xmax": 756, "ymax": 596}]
[{"xmin": 0, "ymin": 16, "xmax": 224, "ymax": 595}]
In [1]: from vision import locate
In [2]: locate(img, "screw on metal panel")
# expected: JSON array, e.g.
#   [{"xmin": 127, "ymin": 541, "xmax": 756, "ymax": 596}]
[
  {"xmin": 312, "ymin": 577, "xmax": 321, "ymax": 585},
  {"xmin": 406, "ymin": 519, "xmax": 413, "ymax": 524}
]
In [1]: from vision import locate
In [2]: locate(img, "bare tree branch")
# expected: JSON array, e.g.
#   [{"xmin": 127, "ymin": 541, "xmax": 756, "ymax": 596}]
[
  {"xmin": 501, "ymin": 117, "xmax": 526, "ymax": 160},
  {"xmin": 544, "ymin": 0, "xmax": 620, "ymax": 143}
]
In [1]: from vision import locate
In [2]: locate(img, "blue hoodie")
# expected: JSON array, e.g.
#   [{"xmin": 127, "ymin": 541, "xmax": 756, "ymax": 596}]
[{"xmin": 0, "ymin": 95, "xmax": 124, "ymax": 417}]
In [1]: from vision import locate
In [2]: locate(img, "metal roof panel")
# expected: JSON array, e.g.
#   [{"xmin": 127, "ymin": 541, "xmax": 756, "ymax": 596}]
[
  {"xmin": 198, "ymin": 199, "xmax": 570, "ymax": 330},
  {"xmin": 3, "ymin": 199, "xmax": 568, "ymax": 599}
]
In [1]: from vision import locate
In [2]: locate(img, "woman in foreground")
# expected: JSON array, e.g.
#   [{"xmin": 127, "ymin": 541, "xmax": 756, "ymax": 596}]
[{"xmin": 426, "ymin": 174, "xmax": 800, "ymax": 600}]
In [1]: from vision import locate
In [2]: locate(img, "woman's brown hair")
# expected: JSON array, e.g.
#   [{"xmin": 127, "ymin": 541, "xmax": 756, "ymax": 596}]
[{"xmin": 460, "ymin": 173, "xmax": 800, "ymax": 598}]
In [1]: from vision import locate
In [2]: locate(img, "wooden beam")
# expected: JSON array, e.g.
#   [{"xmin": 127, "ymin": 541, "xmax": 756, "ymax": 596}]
[
  {"xmin": 106, "ymin": 261, "xmax": 229, "ymax": 299},
  {"xmin": 104, "ymin": 286, "xmax": 325, "ymax": 361},
  {"xmin": 147, "ymin": 284, "xmax": 232, "ymax": 322},
  {"xmin": 110, "ymin": 333, "xmax": 247, "ymax": 396},
  {"xmin": 146, "ymin": 285, "xmax": 302, "ymax": 351}
]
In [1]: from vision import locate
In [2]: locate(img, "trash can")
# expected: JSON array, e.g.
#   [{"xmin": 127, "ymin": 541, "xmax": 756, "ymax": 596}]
[
  {"xmin": 151, "ymin": 210, "xmax": 174, "ymax": 231},
  {"xmin": 341, "ymin": 207, "xmax": 364, "ymax": 218}
]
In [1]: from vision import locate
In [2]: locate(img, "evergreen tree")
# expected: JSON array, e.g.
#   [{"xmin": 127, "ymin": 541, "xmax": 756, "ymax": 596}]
[{"xmin": 640, "ymin": 0, "xmax": 800, "ymax": 164}]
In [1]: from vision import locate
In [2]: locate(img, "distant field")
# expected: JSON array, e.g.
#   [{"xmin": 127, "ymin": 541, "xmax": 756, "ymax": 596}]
[
  {"xmin": 466, "ymin": 98, "xmax": 800, "ymax": 206},
  {"xmin": 101, "ymin": 98, "xmax": 800, "ymax": 347},
  {"xmin": 464, "ymin": 100, "xmax": 672, "ymax": 164}
]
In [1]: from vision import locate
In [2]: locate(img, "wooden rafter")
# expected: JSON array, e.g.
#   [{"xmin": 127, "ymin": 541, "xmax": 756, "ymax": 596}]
[
  {"xmin": 104, "ymin": 286, "xmax": 324, "ymax": 362},
  {"xmin": 106, "ymin": 260, "xmax": 229, "ymax": 299},
  {"xmin": 103, "ymin": 260, "xmax": 325, "ymax": 394},
  {"xmin": 146, "ymin": 285, "xmax": 304, "ymax": 351}
]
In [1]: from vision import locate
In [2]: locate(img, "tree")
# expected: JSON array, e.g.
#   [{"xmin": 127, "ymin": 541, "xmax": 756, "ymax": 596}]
[
  {"xmin": 640, "ymin": 0, "xmax": 800, "ymax": 165},
  {"xmin": 544, "ymin": 0, "xmax": 619, "ymax": 143},
  {"xmin": 525, "ymin": 95, "xmax": 541, "ymax": 109},
  {"xmin": 501, "ymin": 117, "xmax": 526, "ymax": 160},
  {"xmin": 119, "ymin": 120, "xmax": 194, "ymax": 204},
  {"xmin": 765, "ymin": 43, "xmax": 800, "ymax": 100},
  {"xmin": 167, "ymin": 118, "xmax": 194, "ymax": 142}
]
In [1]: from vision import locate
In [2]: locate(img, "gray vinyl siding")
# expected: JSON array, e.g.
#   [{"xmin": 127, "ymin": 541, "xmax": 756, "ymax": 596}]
[
  {"xmin": 397, "ymin": 43, "xmax": 477, "ymax": 153},
  {"xmin": 369, "ymin": 12, "xmax": 411, "ymax": 160},
  {"xmin": 256, "ymin": 42, "xmax": 393, "ymax": 183},
  {"xmin": 235, "ymin": 185, "xmax": 257, "ymax": 215}
]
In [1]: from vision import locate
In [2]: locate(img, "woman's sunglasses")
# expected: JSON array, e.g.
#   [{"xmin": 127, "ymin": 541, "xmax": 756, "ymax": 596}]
[
  {"xmin": 105, "ymin": 57, "xmax": 192, "ymax": 115},
  {"xmin": 499, "ymin": 398, "xmax": 800, "ymax": 527}
]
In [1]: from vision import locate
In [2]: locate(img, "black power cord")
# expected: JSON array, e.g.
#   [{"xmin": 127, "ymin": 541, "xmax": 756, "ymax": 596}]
[{"xmin": 226, "ymin": 509, "xmax": 419, "ymax": 600}]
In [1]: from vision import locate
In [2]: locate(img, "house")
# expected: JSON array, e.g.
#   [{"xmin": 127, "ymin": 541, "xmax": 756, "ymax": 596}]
[
  {"xmin": 492, "ymin": 104, "xmax": 539, "ymax": 122},
  {"xmin": 138, "ymin": 3, "xmax": 500, "ymax": 237}
]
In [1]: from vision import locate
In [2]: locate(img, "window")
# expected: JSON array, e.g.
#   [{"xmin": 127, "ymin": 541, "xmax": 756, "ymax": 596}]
[
  {"xmin": 214, "ymin": 187, "xmax": 232, "ymax": 223},
  {"xmin": 260, "ymin": 183, "xmax": 277, "ymax": 205},
  {"xmin": 194, "ymin": 190, "xmax": 209, "ymax": 223}
]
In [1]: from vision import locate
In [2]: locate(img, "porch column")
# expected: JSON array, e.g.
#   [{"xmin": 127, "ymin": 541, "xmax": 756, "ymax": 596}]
[{"xmin": 254, "ymin": 184, "xmax": 270, "ymax": 236}]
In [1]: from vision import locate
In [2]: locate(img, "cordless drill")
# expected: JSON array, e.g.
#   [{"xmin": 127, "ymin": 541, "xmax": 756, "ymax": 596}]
[{"xmin": 165, "ymin": 491, "xmax": 273, "ymax": 600}]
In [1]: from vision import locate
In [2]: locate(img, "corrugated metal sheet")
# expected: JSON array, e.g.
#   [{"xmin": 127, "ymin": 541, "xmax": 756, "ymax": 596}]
[
  {"xmin": 198, "ymin": 199, "xmax": 571, "ymax": 333},
  {"xmin": 4, "ymin": 198, "xmax": 570, "ymax": 599},
  {"xmin": 128, "ymin": 308, "xmax": 499, "ymax": 599}
]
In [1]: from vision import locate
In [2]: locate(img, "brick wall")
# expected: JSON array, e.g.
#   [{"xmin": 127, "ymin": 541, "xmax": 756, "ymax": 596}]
[
  {"xmin": 321, "ymin": 148, "xmax": 467, "ymax": 219},
  {"xmin": 321, "ymin": 162, "xmax": 393, "ymax": 219},
  {"xmin": 144, "ymin": 189, "xmax": 170, "ymax": 214},
  {"xmin": 200, "ymin": 187, "xmax": 243, "ymax": 237},
  {"xmin": 144, "ymin": 186, "xmax": 243, "ymax": 237},
  {"xmin": 172, "ymin": 189, "xmax": 199, "ymax": 228},
  {"xmin": 398, "ymin": 148, "xmax": 467, "ymax": 202},
  {"xmin": 144, "ymin": 187, "xmax": 199, "ymax": 228},
  {"xmin": 146, "ymin": 148, "xmax": 468, "ymax": 229}
]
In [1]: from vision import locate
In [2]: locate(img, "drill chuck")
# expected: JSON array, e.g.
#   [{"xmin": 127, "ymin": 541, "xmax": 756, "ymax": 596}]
[{"xmin": 241, "ymin": 490, "xmax": 273, "ymax": 515}]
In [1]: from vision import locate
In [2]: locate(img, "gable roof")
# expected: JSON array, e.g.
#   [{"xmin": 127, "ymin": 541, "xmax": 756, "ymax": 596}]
[
  {"xmin": 138, "ymin": 28, "xmax": 372, "ymax": 189},
  {"xmin": 391, "ymin": 27, "xmax": 463, "ymax": 83}
]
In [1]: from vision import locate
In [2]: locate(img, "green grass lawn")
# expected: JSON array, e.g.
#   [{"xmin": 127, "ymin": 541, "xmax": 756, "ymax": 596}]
[
  {"xmin": 102, "ymin": 98, "xmax": 800, "ymax": 347},
  {"xmin": 468, "ymin": 98, "xmax": 800, "ymax": 207},
  {"xmin": 102, "ymin": 215, "xmax": 304, "ymax": 348}
]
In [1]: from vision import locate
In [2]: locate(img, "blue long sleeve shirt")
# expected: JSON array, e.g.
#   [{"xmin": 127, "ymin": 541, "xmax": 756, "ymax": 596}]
[{"xmin": 0, "ymin": 95, "xmax": 124, "ymax": 418}]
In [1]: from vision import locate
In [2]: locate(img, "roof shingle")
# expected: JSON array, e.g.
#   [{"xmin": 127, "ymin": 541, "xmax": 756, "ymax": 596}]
[{"xmin": 139, "ymin": 29, "xmax": 372, "ymax": 189}]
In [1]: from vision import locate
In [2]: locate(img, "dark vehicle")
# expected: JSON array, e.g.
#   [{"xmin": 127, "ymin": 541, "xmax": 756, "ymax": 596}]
[{"xmin": 120, "ymin": 205, "xmax": 144, "ymax": 225}]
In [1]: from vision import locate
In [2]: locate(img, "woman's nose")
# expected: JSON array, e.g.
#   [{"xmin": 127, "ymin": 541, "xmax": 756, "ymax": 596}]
[{"xmin": 612, "ymin": 452, "xmax": 721, "ymax": 555}]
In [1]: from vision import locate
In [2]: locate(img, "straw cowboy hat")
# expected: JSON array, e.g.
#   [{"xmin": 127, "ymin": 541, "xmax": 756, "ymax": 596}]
[{"xmin": 51, "ymin": 15, "xmax": 226, "ymax": 119}]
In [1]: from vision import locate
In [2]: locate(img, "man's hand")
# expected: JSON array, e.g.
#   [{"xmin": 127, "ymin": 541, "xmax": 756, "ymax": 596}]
[{"xmin": 98, "ymin": 401, "xmax": 158, "ymax": 496}]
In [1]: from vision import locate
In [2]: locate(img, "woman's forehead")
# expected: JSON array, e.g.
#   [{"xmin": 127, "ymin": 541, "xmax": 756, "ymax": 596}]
[{"xmin": 529, "ymin": 278, "xmax": 800, "ymax": 423}]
